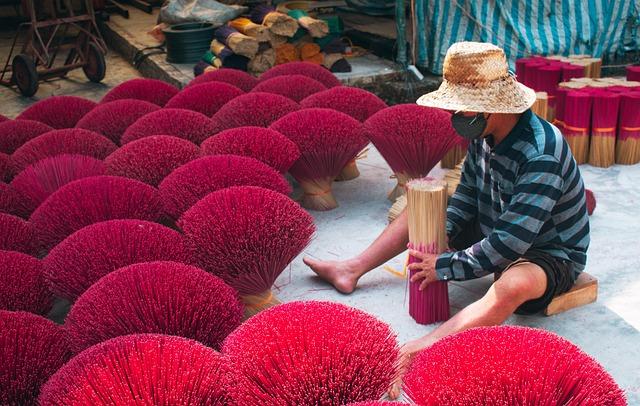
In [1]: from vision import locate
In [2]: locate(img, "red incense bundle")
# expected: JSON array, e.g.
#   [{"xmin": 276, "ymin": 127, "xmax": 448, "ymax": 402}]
[
  {"xmin": 562, "ymin": 91, "xmax": 592, "ymax": 164},
  {"xmin": 228, "ymin": 17, "xmax": 270, "ymax": 42},
  {"xmin": 626, "ymin": 65, "xmax": 640, "ymax": 81},
  {"xmin": 363, "ymin": 105, "xmax": 457, "ymax": 201},
  {"xmin": 515, "ymin": 57, "xmax": 531, "ymax": 82},
  {"xmin": 536, "ymin": 65, "xmax": 562, "ymax": 120},
  {"xmin": 553, "ymin": 86, "xmax": 570, "ymax": 129},
  {"xmin": 562, "ymin": 64, "xmax": 585, "ymax": 81},
  {"xmin": 523, "ymin": 61, "xmax": 545, "ymax": 90},
  {"xmin": 588, "ymin": 91, "xmax": 620, "ymax": 168},
  {"xmin": 616, "ymin": 91, "xmax": 640, "ymax": 165},
  {"xmin": 406, "ymin": 178, "xmax": 449, "ymax": 324}
]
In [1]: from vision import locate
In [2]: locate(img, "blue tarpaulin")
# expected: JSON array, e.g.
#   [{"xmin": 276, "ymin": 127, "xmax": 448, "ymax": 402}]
[{"xmin": 404, "ymin": 0, "xmax": 635, "ymax": 74}]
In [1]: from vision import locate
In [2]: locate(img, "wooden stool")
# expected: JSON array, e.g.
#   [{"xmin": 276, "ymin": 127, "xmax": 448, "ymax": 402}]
[{"xmin": 544, "ymin": 272, "xmax": 598, "ymax": 316}]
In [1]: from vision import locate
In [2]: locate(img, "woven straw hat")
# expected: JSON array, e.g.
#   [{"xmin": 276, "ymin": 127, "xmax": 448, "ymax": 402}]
[{"xmin": 417, "ymin": 42, "xmax": 536, "ymax": 114}]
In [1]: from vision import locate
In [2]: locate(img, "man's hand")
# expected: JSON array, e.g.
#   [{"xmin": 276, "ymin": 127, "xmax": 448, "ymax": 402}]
[
  {"xmin": 388, "ymin": 338, "xmax": 430, "ymax": 400},
  {"xmin": 407, "ymin": 249, "xmax": 439, "ymax": 290}
]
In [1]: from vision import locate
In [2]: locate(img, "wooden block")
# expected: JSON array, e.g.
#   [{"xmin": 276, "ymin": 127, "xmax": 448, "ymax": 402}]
[{"xmin": 544, "ymin": 272, "xmax": 598, "ymax": 316}]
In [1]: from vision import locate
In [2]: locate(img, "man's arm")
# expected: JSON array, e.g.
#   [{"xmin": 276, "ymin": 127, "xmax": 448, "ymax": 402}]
[
  {"xmin": 446, "ymin": 145, "xmax": 478, "ymax": 242},
  {"xmin": 436, "ymin": 155, "xmax": 565, "ymax": 281}
]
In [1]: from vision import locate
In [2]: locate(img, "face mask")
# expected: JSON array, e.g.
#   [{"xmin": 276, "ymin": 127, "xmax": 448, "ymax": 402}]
[{"xmin": 451, "ymin": 112, "xmax": 489, "ymax": 140}]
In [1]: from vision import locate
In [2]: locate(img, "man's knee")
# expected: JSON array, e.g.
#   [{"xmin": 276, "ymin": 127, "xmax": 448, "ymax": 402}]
[{"xmin": 493, "ymin": 262, "xmax": 547, "ymax": 308}]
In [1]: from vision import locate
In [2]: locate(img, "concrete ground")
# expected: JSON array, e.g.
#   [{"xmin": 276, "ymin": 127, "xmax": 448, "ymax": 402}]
[
  {"xmin": 0, "ymin": 29, "xmax": 140, "ymax": 117},
  {"xmin": 278, "ymin": 147, "xmax": 640, "ymax": 403}
]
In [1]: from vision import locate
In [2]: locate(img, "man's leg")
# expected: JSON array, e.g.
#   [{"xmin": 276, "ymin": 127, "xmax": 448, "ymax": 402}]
[
  {"xmin": 304, "ymin": 209, "xmax": 410, "ymax": 293},
  {"xmin": 388, "ymin": 261, "xmax": 548, "ymax": 398}
]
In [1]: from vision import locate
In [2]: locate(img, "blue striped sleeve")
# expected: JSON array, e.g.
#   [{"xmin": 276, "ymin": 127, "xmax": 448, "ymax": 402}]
[
  {"xmin": 445, "ymin": 150, "xmax": 477, "ymax": 241},
  {"xmin": 436, "ymin": 155, "xmax": 565, "ymax": 281}
]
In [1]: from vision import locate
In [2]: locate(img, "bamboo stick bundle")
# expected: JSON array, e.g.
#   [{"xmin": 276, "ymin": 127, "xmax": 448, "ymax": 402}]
[
  {"xmin": 229, "ymin": 17, "xmax": 270, "ymax": 42},
  {"xmin": 215, "ymin": 27, "xmax": 259, "ymax": 59},
  {"xmin": 588, "ymin": 90, "xmax": 620, "ymax": 168},
  {"xmin": 585, "ymin": 58, "xmax": 602, "ymax": 78},
  {"xmin": 406, "ymin": 178, "xmax": 450, "ymax": 325},
  {"xmin": 287, "ymin": 10, "xmax": 329, "ymax": 38},
  {"xmin": 388, "ymin": 163, "xmax": 462, "ymax": 223},
  {"xmin": 440, "ymin": 137, "xmax": 467, "ymax": 169},
  {"xmin": 269, "ymin": 32, "xmax": 289, "ymax": 48},
  {"xmin": 251, "ymin": 5, "xmax": 299, "ymax": 37},
  {"xmin": 616, "ymin": 92, "xmax": 640, "ymax": 165},
  {"xmin": 210, "ymin": 40, "xmax": 250, "ymax": 71},
  {"xmin": 531, "ymin": 92, "xmax": 548, "ymax": 120},
  {"xmin": 563, "ymin": 91, "xmax": 592, "ymax": 164},
  {"xmin": 572, "ymin": 60, "xmax": 592, "ymax": 78},
  {"xmin": 248, "ymin": 46, "xmax": 276, "ymax": 75}
]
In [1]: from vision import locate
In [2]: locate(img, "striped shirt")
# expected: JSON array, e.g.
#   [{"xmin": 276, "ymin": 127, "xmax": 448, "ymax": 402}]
[{"xmin": 435, "ymin": 110, "xmax": 590, "ymax": 281}]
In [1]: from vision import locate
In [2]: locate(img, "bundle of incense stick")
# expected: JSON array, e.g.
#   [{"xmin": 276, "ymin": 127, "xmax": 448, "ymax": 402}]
[
  {"xmin": 531, "ymin": 92, "xmax": 549, "ymax": 120},
  {"xmin": 215, "ymin": 26, "xmax": 259, "ymax": 59},
  {"xmin": 537, "ymin": 65, "xmax": 562, "ymax": 121},
  {"xmin": 250, "ymin": 5, "xmax": 299, "ymax": 37},
  {"xmin": 616, "ymin": 92, "xmax": 640, "ymax": 165},
  {"xmin": 563, "ymin": 91, "xmax": 592, "ymax": 164},
  {"xmin": 287, "ymin": 10, "xmax": 329, "ymax": 38},
  {"xmin": 388, "ymin": 163, "xmax": 461, "ymax": 223},
  {"xmin": 229, "ymin": 17, "xmax": 270, "ymax": 42},
  {"xmin": 440, "ymin": 138, "xmax": 467, "ymax": 169},
  {"xmin": 588, "ymin": 90, "xmax": 620, "ymax": 168},
  {"xmin": 241, "ymin": 290, "xmax": 282, "ymax": 319},
  {"xmin": 210, "ymin": 40, "xmax": 250, "ymax": 71},
  {"xmin": 406, "ymin": 177, "xmax": 450, "ymax": 324}
]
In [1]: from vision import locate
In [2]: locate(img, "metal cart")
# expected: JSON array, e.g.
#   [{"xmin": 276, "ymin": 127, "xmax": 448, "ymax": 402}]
[{"xmin": 0, "ymin": 0, "xmax": 107, "ymax": 96}]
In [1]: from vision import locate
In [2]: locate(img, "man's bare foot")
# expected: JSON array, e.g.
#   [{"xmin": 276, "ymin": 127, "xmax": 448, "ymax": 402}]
[{"xmin": 303, "ymin": 256, "xmax": 362, "ymax": 294}]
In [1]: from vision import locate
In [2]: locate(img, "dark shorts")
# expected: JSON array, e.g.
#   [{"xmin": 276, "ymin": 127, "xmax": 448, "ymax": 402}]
[{"xmin": 450, "ymin": 220, "xmax": 576, "ymax": 315}]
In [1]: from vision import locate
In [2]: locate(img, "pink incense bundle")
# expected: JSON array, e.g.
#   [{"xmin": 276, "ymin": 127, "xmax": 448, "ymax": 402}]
[
  {"xmin": 523, "ymin": 61, "xmax": 546, "ymax": 90},
  {"xmin": 201, "ymin": 126, "xmax": 300, "ymax": 173},
  {"xmin": 30, "ymin": 175, "xmax": 164, "ymax": 250},
  {"xmin": 626, "ymin": 65, "xmax": 640, "ymax": 81},
  {"xmin": 252, "ymin": 74, "xmax": 327, "ymax": 102},
  {"xmin": 616, "ymin": 91, "xmax": 640, "ymax": 165},
  {"xmin": 104, "ymin": 135, "xmax": 200, "ymax": 187},
  {"xmin": 0, "ymin": 119, "xmax": 52, "ymax": 154},
  {"xmin": 0, "ymin": 114, "xmax": 7, "ymax": 123},
  {"xmin": 211, "ymin": 92, "xmax": 300, "ymax": 133},
  {"xmin": 440, "ymin": 134, "xmax": 468, "ymax": 169},
  {"xmin": 363, "ymin": 104, "xmax": 457, "ymax": 201},
  {"xmin": 536, "ymin": 65, "xmax": 562, "ymax": 120},
  {"xmin": 0, "ymin": 251, "xmax": 52, "ymax": 315},
  {"xmin": 260, "ymin": 61, "xmax": 342, "ymax": 88},
  {"xmin": 0, "ymin": 181, "xmax": 28, "ymax": 218},
  {"xmin": 562, "ymin": 64, "xmax": 586, "ymax": 81},
  {"xmin": 0, "ymin": 153, "xmax": 9, "ymax": 181},
  {"xmin": 164, "ymin": 82, "xmax": 244, "ymax": 117},
  {"xmin": 562, "ymin": 91, "xmax": 592, "ymax": 164},
  {"xmin": 75, "ymin": 99, "xmax": 160, "ymax": 144},
  {"xmin": 16, "ymin": 96, "xmax": 97, "ymax": 129},
  {"xmin": 586, "ymin": 188, "xmax": 596, "ymax": 215},
  {"xmin": 185, "ymin": 68, "xmax": 258, "ymax": 91},
  {"xmin": 406, "ymin": 178, "xmax": 450, "ymax": 324},
  {"xmin": 44, "ymin": 219, "xmax": 190, "ymax": 301},
  {"xmin": 553, "ymin": 86, "xmax": 570, "ymax": 129},
  {"xmin": 121, "ymin": 108, "xmax": 218, "ymax": 145},
  {"xmin": 270, "ymin": 108, "xmax": 367, "ymax": 210},
  {"xmin": 0, "ymin": 311, "xmax": 71, "ymax": 405},
  {"xmin": 10, "ymin": 154, "xmax": 105, "ymax": 216},
  {"xmin": 0, "ymin": 213, "xmax": 39, "ymax": 256},
  {"xmin": 514, "ymin": 57, "xmax": 531, "ymax": 82},
  {"xmin": 179, "ymin": 186, "xmax": 315, "ymax": 317},
  {"xmin": 159, "ymin": 155, "xmax": 291, "ymax": 219},
  {"xmin": 300, "ymin": 86, "xmax": 388, "ymax": 122},
  {"xmin": 10, "ymin": 128, "xmax": 117, "ymax": 176},
  {"xmin": 222, "ymin": 301, "xmax": 399, "ymax": 405},
  {"xmin": 65, "ymin": 261, "xmax": 242, "ymax": 353},
  {"xmin": 39, "ymin": 334, "xmax": 234, "ymax": 405},
  {"xmin": 403, "ymin": 326, "xmax": 626, "ymax": 405},
  {"xmin": 588, "ymin": 91, "xmax": 620, "ymax": 168},
  {"xmin": 100, "ymin": 78, "xmax": 179, "ymax": 106}
]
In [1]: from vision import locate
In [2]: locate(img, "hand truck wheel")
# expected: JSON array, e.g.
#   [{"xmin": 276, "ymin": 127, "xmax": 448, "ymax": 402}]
[
  {"xmin": 83, "ymin": 42, "xmax": 106, "ymax": 83},
  {"xmin": 12, "ymin": 54, "xmax": 38, "ymax": 97}
]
